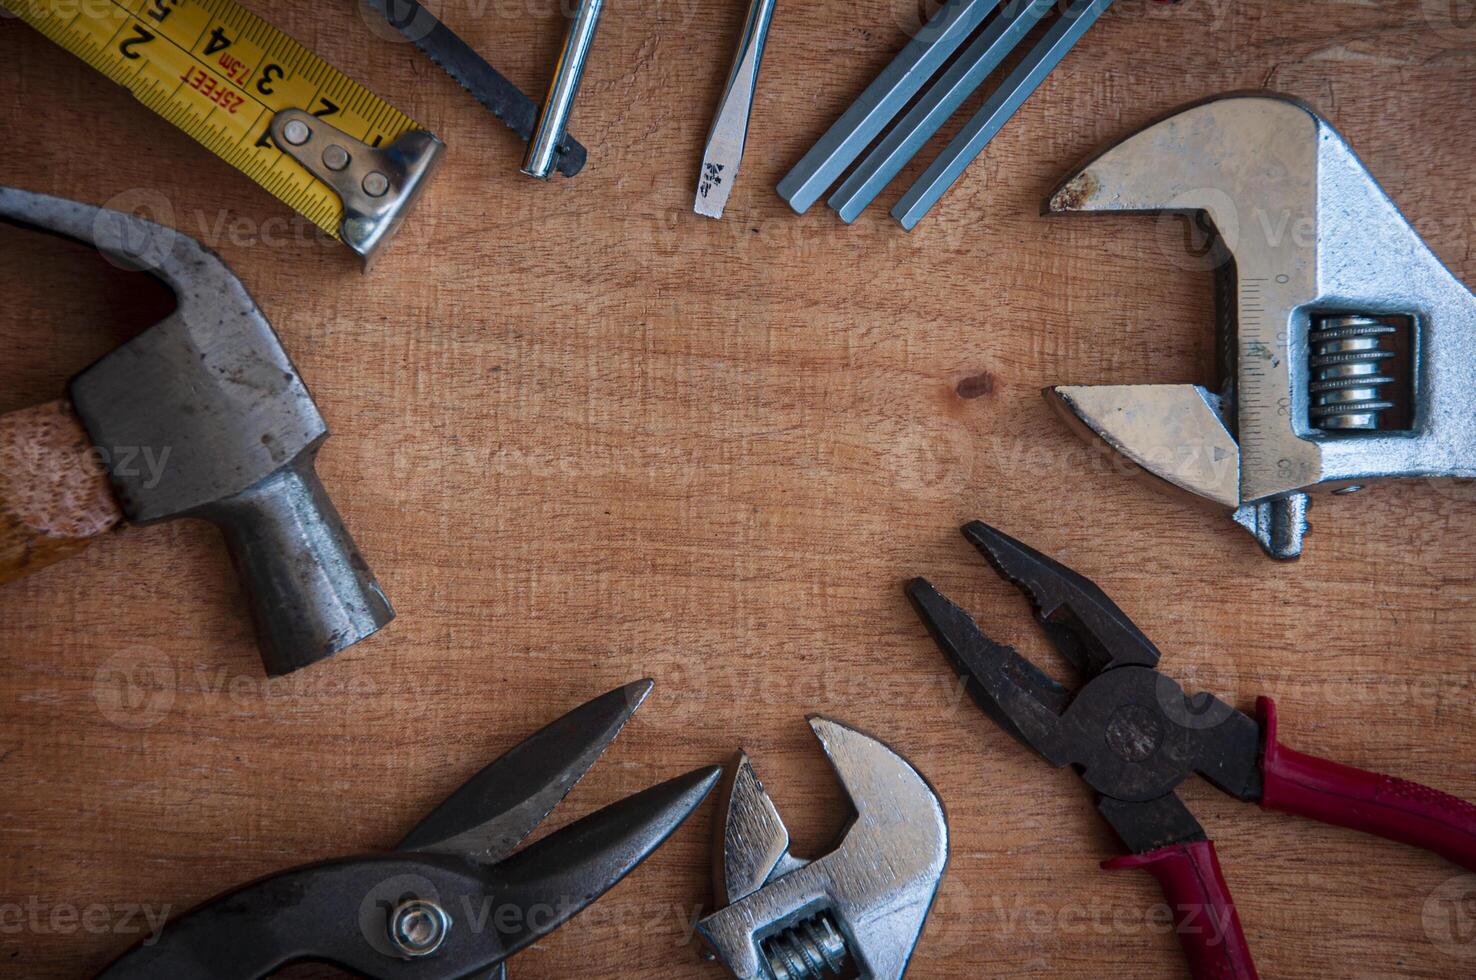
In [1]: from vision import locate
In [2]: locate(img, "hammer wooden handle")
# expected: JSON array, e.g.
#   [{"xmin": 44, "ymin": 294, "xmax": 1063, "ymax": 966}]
[{"xmin": 0, "ymin": 400, "xmax": 122, "ymax": 585}]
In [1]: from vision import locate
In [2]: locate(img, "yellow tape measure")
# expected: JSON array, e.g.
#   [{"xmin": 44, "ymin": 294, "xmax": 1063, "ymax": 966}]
[{"xmin": 4, "ymin": 0, "xmax": 443, "ymax": 260}]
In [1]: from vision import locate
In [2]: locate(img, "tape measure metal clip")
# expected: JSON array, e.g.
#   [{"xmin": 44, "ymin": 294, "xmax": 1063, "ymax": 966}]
[{"xmin": 270, "ymin": 109, "xmax": 443, "ymax": 263}]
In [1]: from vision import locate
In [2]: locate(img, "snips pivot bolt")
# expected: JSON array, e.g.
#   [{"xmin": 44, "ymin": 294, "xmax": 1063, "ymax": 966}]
[{"xmin": 388, "ymin": 899, "xmax": 449, "ymax": 958}]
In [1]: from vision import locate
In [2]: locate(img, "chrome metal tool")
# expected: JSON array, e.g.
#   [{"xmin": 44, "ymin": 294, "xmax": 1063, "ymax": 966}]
[
  {"xmin": 696, "ymin": 718, "xmax": 949, "ymax": 979},
  {"xmin": 363, "ymin": 0, "xmax": 588, "ymax": 176},
  {"xmin": 524, "ymin": 0, "xmax": 607, "ymax": 179},
  {"xmin": 1046, "ymin": 94, "xmax": 1476, "ymax": 560},
  {"xmin": 695, "ymin": 0, "xmax": 778, "ymax": 218},
  {"xmin": 778, "ymin": 0, "xmax": 1114, "ymax": 228},
  {"xmin": 270, "ymin": 109, "xmax": 443, "ymax": 261}
]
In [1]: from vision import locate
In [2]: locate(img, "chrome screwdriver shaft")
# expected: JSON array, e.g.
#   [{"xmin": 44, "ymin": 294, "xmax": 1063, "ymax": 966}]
[{"xmin": 523, "ymin": 0, "xmax": 607, "ymax": 180}]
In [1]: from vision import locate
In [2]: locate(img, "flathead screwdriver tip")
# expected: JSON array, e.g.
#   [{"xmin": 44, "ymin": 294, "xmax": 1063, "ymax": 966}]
[{"xmin": 694, "ymin": 0, "xmax": 777, "ymax": 219}]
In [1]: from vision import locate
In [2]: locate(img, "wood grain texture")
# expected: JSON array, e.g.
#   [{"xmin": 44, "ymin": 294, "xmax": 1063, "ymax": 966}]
[
  {"xmin": 0, "ymin": 400, "xmax": 121, "ymax": 586},
  {"xmin": 0, "ymin": 1, "xmax": 1473, "ymax": 977}
]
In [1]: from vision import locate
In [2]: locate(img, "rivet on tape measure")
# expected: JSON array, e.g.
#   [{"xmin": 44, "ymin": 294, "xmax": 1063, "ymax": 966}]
[{"xmin": 3, "ymin": 0, "xmax": 445, "ymax": 262}]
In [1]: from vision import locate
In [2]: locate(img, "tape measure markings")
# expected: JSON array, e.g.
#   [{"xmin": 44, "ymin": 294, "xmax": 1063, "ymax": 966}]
[
  {"xmin": 27, "ymin": 1, "xmax": 316, "ymax": 223},
  {"xmin": 4, "ymin": 0, "xmax": 427, "ymax": 239}
]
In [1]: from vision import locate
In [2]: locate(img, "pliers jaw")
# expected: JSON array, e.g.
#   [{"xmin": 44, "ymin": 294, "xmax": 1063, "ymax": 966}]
[
  {"xmin": 906, "ymin": 520, "xmax": 1162, "ymax": 766},
  {"xmin": 958, "ymin": 521, "xmax": 1162, "ymax": 675},
  {"xmin": 917, "ymin": 522, "xmax": 1476, "ymax": 978},
  {"xmin": 906, "ymin": 576, "xmax": 1074, "ymax": 766},
  {"xmin": 909, "ymin": 523, "xmax": 1263, "ymax": 850}
]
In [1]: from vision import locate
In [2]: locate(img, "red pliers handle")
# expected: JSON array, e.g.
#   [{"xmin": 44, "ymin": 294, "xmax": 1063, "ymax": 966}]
[{"xmin": 1106, "ymin": 697, "xmax": 1476, "ymax": 980}]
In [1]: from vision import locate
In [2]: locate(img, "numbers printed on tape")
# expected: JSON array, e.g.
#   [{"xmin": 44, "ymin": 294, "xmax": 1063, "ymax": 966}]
[{"xmin": 4, "ymin": 0, "xmax": 426, "ymax": 239}]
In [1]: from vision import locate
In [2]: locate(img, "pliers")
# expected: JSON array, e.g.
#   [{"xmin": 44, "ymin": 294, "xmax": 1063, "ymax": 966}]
[
  {"xmin": 908, "ymin": 522, "xmax": 1476, "ymax": 980},
  {"xmin": 96, "ymin": 681, "xmax": 719, "ymax": 979}
]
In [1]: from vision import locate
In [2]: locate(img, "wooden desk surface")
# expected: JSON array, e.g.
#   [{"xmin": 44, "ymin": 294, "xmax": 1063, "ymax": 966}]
[{"xmin": 2, "ymin": 1, "xmax": 1474, "ymax": 976}]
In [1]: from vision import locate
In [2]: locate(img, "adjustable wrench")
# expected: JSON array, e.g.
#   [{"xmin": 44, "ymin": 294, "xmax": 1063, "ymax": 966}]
[
  {"xmin": 696, "ymin": 717, "xmax": 949, "ymax": 979},
  {"xmin": 1045, "ymin": 94, "xmax": 1476, "ymax": 559}
]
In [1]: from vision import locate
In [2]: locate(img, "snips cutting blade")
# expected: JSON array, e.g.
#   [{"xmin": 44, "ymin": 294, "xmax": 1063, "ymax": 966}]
[{"xmin": 95, "ymin": 680, "xmax": 719, "ymax": 979}]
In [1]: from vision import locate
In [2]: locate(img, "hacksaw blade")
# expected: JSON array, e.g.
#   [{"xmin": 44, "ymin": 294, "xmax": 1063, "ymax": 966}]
[{"xmin": 362, "ymin": 0, "xmax": 587, "ymax": 176}]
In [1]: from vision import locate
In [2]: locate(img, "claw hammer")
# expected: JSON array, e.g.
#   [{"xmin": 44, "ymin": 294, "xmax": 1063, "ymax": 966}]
[{"xmin": 0, "ymin": 188, "xmax": 392, "ymax": 675}]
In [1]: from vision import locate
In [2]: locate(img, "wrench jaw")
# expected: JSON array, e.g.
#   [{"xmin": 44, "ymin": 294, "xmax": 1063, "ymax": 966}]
[
  {"xmin": 1047, "ymin": 93, "xmax": 1320, "ymax": 222},
  {"xmin": 695, "ymin": 719, "xmax": 949, "ymax": 980},
  {"xmin": 712, "ymin": 752, "xmax": 805, "ymax": 907},
  {"xmin": 1046, "ymin": 381, "xmax": 1313, "ymax": 561},
  {"xmin": 1044, "ymin": 385, "xmax": 1241, "ymax": 509},
  {"xmin": 1043, "ymin": 93, "xmax": 1476, "ymax": 559},
  {"xmin": 1042, "ymin": 95, "xmax": 1322, "ymax": 560}
]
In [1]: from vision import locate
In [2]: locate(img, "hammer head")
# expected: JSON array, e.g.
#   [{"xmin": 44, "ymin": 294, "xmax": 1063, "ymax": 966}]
[
  {"xmin": 1, "ymin": 188, "xmax": 393, "ymax": 674},
  {"xmin": 697, "ymin": 718, "xmax": 949, "ymax": 979}
]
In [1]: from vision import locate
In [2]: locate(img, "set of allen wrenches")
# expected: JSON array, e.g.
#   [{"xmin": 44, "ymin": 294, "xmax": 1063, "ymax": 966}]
[{"xmin": 778, "ymin": 0, "xmax": 1119, "ymax": 229}]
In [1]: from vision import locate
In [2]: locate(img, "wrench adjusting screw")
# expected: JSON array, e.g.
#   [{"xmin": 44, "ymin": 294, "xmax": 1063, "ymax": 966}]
[
  {"xmin": 1308, "ymin": 314, "xmax": 1402, "ymax": 431},
  {"xmin": 762, "ymin": 912, "xmax": 851, "ymax": 980}
]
